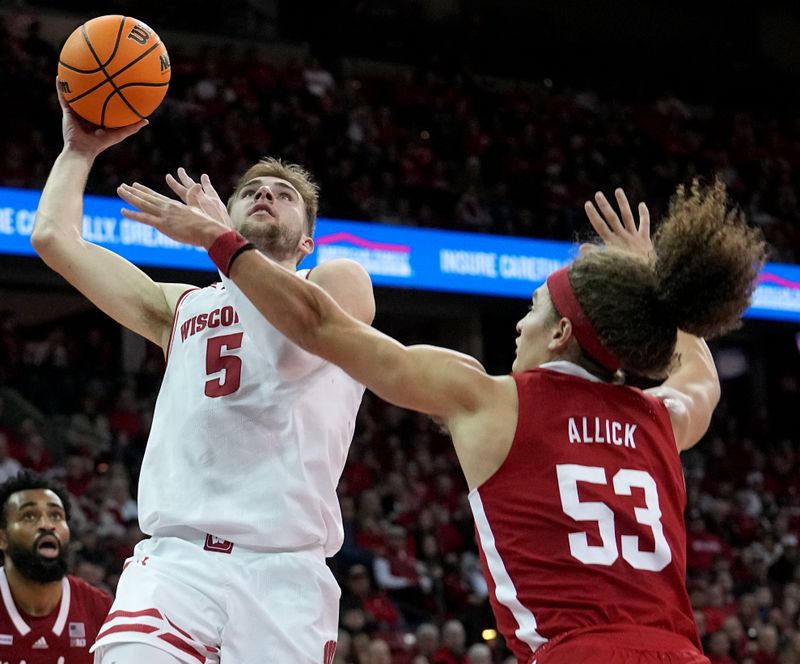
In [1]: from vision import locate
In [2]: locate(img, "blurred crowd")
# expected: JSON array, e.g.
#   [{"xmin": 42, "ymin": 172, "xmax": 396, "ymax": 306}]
[
  {"xmin": 2, "ymin": 6, "xmax": 800, "ymax": 663},
  {"xmin": 0, "ymin": 308, "xmax": 799, "ymax": 663},
  {"xmin": 0, "ymin": 12, "xmax": 798, "ymax": 261}
]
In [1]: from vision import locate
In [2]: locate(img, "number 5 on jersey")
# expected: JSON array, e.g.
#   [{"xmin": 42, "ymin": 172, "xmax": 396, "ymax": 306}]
[
  {"xmin": 556, "ymin": 463, "xmax": 672, "ymax": 572},
  {"xmin": 205, "ymin": 333, "xmax": 243, "ymax": 397}
]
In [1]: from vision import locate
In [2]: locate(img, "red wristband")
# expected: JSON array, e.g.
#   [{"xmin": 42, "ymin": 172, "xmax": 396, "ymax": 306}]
[{"xmin": 208, "ymin": 230, "xmax": 255, "ymax": 277}]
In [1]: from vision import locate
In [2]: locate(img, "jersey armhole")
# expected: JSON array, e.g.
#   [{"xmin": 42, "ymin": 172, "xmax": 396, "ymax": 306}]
[
  {"xmin": 644, "ymin": 388, "xmax": 685, "ymax": 453},
  {"xmin": 164, "ymin": 287, "xmax": 200, "ymax": 365},
  {"xmin": 471, "ymin": 372, "xmax": 527, "ymax": 492}
]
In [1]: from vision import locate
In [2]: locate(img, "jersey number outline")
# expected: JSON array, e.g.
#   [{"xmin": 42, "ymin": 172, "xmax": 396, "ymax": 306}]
[
  {"xmin": 205, "ymin": 333, "xmax": 243, "ymax": 397},
  {"xmin": 556, "ymin": 463, "xmax": 672, "ymax": 571}
]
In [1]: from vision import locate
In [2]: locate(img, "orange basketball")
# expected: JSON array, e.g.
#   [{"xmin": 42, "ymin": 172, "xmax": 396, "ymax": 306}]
[{"xmin": 57, "ymin": 15, "xmax": 170, "ymax": 128}]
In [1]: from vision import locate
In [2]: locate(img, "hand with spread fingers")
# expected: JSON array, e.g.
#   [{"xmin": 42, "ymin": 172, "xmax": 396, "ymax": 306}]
[
  {"xmin": 165, "ymin": 167, "xmax": 233, "ymax": 229},
  {"xmin": 117, "ymin": 182, "xmax": 228, "ymax": 249},
  {"xmin": 584, "ymin": 188, "xmax": 654, "ymax": 260}
]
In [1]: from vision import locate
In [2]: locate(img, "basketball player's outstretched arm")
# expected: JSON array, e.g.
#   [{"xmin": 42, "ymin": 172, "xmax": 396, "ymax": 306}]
[
  {"xmin": 32, "ymin": 84, "xmax": 192, "ymax": 348},
  {"xmin": 584, "ymin": 189, "xmax": 720, "ymax": 452},
  {"xmin": 646, "ymin": 333, "xmax": 719, "ymax": 451},
  {"xmin": 116, "ymin": 182, "xmax": 497, "ymax": 422}
]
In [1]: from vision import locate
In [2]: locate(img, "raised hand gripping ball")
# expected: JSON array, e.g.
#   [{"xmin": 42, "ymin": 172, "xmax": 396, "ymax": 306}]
[{"xmin": 57, "ymin": 15, "xmax": 170, "ymax": 128}]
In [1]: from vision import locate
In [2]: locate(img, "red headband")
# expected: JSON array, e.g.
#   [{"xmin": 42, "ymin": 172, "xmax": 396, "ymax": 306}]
[{"xmin": 545, "ymin": 266, "xmax": 622, "ymax": 372}]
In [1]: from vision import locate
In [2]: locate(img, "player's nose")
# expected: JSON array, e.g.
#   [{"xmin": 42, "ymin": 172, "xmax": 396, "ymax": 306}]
[{"xmin": 255, "ymin": 185, "xmax": 274, "ymax": 201}]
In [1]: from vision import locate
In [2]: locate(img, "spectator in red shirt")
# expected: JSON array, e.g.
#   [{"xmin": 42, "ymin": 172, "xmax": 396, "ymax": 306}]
[
  {"xmin": 432, "ymin": 619, "xmax": 467, "ymax": 664},
  {"xmin": 19, "ymin": 432, "xmax": 51, "ymax": 474},
  {"xmin": 466, "ymin": 643, "xmax": 492, "ymax": 664},
  {"xmin": 365, "ymin": 637, "xmax": 393, "ymax": 664},
  {"xmin": 706, "ymin": 631, "xmax": 736, "ymax": 664},
  {"xmin": 703, "ymin": 583, "xmax": 737, "ymax": 633},
  {"xmin": 749, "ymin": 624, "xmax": 780, "ymax": 664},
  {"xmin": 341, "ymin": 563, "xmax": 402, "ymax": 630},
  {"xmin": 373, "ymin": 524, "xmax": 432, "ymax": 621},
  {"xmin": 721, "ymin": 615, "xmax": 749, "ymax": 660},
  {"xmin": 412, "ymin": 622, "xmax": 440, "ymax": 662},
  {"xmin": 686, "ymin": 511, "xmax": 733, "ymax": 577},
  {"xmin": 107, "ymin": 386, "xmax": 143, "ymax": 440}
]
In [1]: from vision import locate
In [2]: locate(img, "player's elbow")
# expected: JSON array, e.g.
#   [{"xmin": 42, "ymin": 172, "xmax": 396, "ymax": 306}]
[
  {"xmin": 30, "ymin": 216, "xmax": 74, "ymax": 259},
  {"xmin": 30, "ymin": 222, "xmax": 56, "ymax": 254},
  {"xmin": 30, "ymin": 229, "xmax": 68, "ymax": 273}
]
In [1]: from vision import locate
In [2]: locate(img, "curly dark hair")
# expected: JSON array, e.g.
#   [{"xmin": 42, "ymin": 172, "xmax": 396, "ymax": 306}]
[
  {"xmin": 569, "ymin": 180, "xmax": 767, "ymax": 379},
  {"xmin": 0, "ymin": 470, "xmax": 72, "ymax": 528}
]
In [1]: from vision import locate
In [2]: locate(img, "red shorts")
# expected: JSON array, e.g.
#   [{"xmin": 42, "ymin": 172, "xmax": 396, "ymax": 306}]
[
  {"xmin": 535, "ymin": 643, "xmax": 710, "ymax": 664},
  {"xmin": 531, "ymin": 626, "xmax": 710, "ymax": 664}
]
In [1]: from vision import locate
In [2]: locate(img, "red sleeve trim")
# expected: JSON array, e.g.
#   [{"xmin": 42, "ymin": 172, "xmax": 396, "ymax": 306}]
[{"xmin": 164, "ymin": 287, "xmax": 200, "ymax": 365}]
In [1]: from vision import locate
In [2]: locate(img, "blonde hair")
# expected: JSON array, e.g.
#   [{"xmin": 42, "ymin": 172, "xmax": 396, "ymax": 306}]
[{"xmin": 228, "ymin": 157, "xmax": 320, "ymax": 235}]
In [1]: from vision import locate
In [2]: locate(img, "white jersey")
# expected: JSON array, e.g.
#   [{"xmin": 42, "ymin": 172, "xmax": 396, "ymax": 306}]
[{"xmin": 137, "ymin": 271, "xmax": 365, "ymax": 556}]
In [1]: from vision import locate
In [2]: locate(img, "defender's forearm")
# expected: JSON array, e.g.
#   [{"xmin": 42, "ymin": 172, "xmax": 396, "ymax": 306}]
[{"xmin": 226, "ymin": 248, "xmax": 339, "ymax": 357}]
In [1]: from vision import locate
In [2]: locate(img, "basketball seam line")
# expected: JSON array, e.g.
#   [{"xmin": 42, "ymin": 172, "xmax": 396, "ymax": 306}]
[
  {"xmin": 116, "ymin": 82, "xmax": 170, "ymax": 90},
  {"xmin": 75, "ymin": 17, "xmax": 165, "ymax": 125},
  {"xmin": 81, "ymin": 17, "xmax": 139, "ymax": 125},
  {"xmin": 64, "ymin": 38, "xmax": 166, "ymax": 106},
  {"xmin": 61, "ymin": 16, "xmax": 127, "ymax": 74}
]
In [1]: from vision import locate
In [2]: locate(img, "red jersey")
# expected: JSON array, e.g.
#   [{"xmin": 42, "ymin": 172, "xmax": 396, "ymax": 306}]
[
  {"xmin": 469, "ymin": 364, "xmax": 703, "ymax": 663},
  {"xmin": 0, "ymin": 568, "xmax": 112, "ymax": 664}
]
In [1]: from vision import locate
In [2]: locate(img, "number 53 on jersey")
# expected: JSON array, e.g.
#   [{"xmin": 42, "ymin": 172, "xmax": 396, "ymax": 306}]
[{"xmin": 556, "ymin": 463, "xmax": 672, "ymax": 572}]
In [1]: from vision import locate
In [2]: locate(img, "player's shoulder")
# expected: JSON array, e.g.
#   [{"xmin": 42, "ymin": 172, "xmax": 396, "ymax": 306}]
[
  {"xmin": 159, "ymin": 281, "xmax": 200, "ymax": 303},
  {"xmin": 306, "ymin": 259, "xmax": 375, "ymax": 324},
  {"xmin": 67, "ymin": 575, "xmax": 113, "ymax": 610},
  {"xmin": 157, "ymin": 282, "xmax": 204, "ymax": 327},
  {"xmin": 307, "ymin": 258, "xmax": 372, "ymax": 286}
]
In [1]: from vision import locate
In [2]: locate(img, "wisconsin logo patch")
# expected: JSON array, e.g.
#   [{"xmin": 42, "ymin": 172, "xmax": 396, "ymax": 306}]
[{"xmin": 204, "ymin": 534, "xmax": 234, "ymax": 554}]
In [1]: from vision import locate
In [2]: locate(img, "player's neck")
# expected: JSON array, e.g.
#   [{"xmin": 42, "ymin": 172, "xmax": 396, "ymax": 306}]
[
  {"xmin": 275, "ymin": 257, "xmax": 298, "ymax": 271},
  {"xmin": 4, "ymin": 564, "xmax": 63, "ymax": 617}
]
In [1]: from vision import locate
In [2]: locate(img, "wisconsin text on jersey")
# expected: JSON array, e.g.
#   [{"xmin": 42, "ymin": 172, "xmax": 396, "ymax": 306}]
[
  {"xmin": 567, "ymin": 416, "xmax": 637, "ymax": 448},
  {"xmin": 180, "ymin": 305, "xmax": 240, "ymax": 342}
]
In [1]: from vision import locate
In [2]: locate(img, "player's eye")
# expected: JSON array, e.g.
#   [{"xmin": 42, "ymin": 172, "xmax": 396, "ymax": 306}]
[
  {"xmin": 21, "ymin": 512, "xmax": 37, "ymax": 522},
  {"xmin": 49, "ymin": 512, "xmax": 64, "ymax": 521},
  {"xmin": 279, "ymin": 192, "xmax": 292, "ymax": 201}
]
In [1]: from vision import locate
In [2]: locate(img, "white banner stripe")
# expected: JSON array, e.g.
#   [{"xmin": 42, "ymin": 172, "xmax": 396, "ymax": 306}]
[{"xmin": 469, "ymin": 490, "xmax": 547, "ymax": 653}]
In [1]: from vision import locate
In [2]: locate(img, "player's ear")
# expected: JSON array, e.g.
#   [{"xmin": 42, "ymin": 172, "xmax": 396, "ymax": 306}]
[
  {"xmin": 297, "ymin": 235, "xmax": 314, "ymax": 261},
  {"xmin": 548, "ymin": 317, "xmax": 573, "ymax": 352},
  {"xmin": 0, "ymin": 529, "xmax": 8, "ymax": 551}
]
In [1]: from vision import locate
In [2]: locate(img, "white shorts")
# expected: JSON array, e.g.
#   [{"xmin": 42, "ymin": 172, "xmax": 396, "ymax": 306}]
[{"xmin": 91, "ymin": 535, "xmax": 340, "ymax": 663}]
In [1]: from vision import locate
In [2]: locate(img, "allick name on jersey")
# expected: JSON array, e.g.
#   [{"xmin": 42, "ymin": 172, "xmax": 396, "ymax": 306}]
[
  {"xmin": 567, "ymin": 416, "xmax": 637, "ymax": 448},
  {"xmin": 180, "ymin": 305, "xmax": 240, "ymax": 342}
]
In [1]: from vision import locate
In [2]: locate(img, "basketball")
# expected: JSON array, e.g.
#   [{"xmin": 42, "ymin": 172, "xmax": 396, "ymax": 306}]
[{"xmin": 57, "ymin": 15, "xmax": 170, "ymax": 128}]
